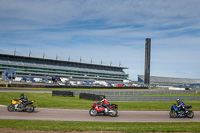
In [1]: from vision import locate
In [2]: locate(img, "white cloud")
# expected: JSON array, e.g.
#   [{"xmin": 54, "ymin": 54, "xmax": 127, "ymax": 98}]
[{"xmin": 0, "ymin": 0, "xmax": 200, "ymax": 81}]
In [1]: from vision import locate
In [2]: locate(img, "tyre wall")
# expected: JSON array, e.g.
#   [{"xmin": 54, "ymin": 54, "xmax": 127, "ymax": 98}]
[
  {"xmin": 52, "ymin": 90, "xmax": 74, "ymax": 97},
  {"xmin": 79, "ymin": 93, "xmax": 105, "ymax": 101}
]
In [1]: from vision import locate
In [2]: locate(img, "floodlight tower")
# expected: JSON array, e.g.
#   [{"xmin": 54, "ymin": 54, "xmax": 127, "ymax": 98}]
[{"xmin": 144, "ymin": 38, "xmax": 151, "ymax": 87}]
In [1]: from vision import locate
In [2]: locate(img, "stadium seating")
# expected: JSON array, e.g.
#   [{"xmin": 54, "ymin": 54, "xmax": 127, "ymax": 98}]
[{"xmin": 0, "ymin": 54, "xmax": 128, "ymax": 81}]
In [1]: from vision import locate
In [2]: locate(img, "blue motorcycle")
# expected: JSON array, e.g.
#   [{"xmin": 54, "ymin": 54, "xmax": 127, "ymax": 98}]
[{"xmin": 169, "ymin": 104, "xmax": 194, "ymax": 118}]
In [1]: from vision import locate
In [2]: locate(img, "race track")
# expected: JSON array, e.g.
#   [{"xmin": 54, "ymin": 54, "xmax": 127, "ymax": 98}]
[
  {"xmin": 0, "ymin": 106, "xmax": 200, "ymax": 122},
  {"xmin": 1, "ymin": 89, "xmax": 200, "ymax": 122}
]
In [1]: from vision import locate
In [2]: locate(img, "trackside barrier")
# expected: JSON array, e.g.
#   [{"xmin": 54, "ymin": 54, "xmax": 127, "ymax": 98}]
[
  {"xmin": 79, "ymin": 93, "xmax": 105, "ymax": 101},
  {"xmin": 106, "ymin": 96, "xmax": 200, "ymax": 101},
  {"xmin": 74, "ymin": 90, "xmax": 198, "ymax": 101},
  {"xmin": 52, "ymin": 90, "xmax": 74, "ymax": 97},
  {"xmin": 71, "ymin": 90, "xmax": 197, "ymax": 96}
]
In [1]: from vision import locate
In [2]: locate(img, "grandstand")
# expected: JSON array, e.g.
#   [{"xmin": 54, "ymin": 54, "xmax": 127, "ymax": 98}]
[
  {"xmin": 0, "ymin": 53, "xmax": 129, "ymax": 82},
  {"xmin": 138, "ymin": 75, "xmax": 200, "ymax": 87}
]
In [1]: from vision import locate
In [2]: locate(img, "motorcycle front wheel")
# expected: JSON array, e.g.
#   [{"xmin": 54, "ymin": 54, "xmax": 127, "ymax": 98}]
[
  {"xmin": 26, "ymin": 105, "xmax": 35, "ymax": 113},
  {"xmin": 7, "ymin": 104, "xmax": 15, "ymax": 112},
  {"xmin": 187, "ymin": 111, "xmax": 194, "ymax": 118},
  {"xmin": 89, "ymin": 108, "xmax": 98, "ymax": 116},
  {"xmin": 169, "ymin": 110, "xmax": 177, "ymax": 118},
  {"xmin": 109, "ymin": 108, "xmax": 118, "ymax": 117}
]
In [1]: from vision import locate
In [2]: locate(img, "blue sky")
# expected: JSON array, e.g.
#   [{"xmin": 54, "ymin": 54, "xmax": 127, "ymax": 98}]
[{"xmin": 0, "ymin": 0, "xmax": 200, "ymax": 81}]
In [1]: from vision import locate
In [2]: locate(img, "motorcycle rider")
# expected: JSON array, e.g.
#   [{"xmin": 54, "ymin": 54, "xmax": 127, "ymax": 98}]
[
  {"xmin": 100, "ymin": 96, "xmax": 110, "ymax": 112},
  {"xmin": 176, "ymin": 98, "xmax": 188, "ymax": 113},
  {"xmin": 17, "ymin": 94, "xmax": 28, "ymax": 109}
]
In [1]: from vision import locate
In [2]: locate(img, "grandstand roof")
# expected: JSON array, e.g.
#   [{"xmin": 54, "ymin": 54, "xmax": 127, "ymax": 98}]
[{"xmin": 0, "ymin": 53, "xmax": 128, "ymax": 69}]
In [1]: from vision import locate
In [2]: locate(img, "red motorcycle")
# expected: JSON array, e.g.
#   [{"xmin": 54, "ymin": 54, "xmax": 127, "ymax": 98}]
[{"xmin": 89, "ymin": 101, "xmax": 118, "ymax": 117}]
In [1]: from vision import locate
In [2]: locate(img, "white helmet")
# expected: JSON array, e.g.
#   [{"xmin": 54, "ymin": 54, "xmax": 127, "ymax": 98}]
[{"xmin": 176, "ymin": 98, "xmax": 180, "ymax": 102}]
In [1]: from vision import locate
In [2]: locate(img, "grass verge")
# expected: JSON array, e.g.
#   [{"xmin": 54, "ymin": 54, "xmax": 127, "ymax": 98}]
[
  {"xmin": 1, "ymin": 92, "xmax": 200, "ymax": 110},
  {"xmin": 0, "ymin": 120, "xmax": 200, "ymax": 132}
]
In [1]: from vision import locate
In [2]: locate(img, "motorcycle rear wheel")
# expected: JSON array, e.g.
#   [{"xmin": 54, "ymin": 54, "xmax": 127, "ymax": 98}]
[
  {"xmin": 187, "ymin": 111, "xmax": 194, "ymax": 118},
  {"xmin": 7, "ymin": 104, "xmax": 15, "ymax": 112},
  {"xmin": 169, "ymin": 110, "xmax": 177, "ymax": 118},
  {"xmin": 109, "ymin": 108, "xmax": 118, "ymax": 117},
  {"xmin": 26, "ymin": 105, "xmax": 35, "ymax": 113},
  {"xmin": 89, "ymin": 108, "xmax": 98, "ymax": 116}
]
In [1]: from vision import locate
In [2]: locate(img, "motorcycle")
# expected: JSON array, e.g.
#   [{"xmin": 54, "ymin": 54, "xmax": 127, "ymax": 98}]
[
  {"xmin": 169, "ymin": 104, "xmax": 194, "ymax": 118},
  {"xmin": 7, "ymin": 99, "xmax": 35, "ymax": 113},
  {"xmin": 89, "ymin": 101, "xmax": 118, "ymax": 117}
]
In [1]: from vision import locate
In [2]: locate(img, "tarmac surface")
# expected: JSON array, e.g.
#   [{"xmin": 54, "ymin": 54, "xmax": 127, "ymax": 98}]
[{"xmin": 0, "ymin": 106, "xmax": 200, "ymax": 122}]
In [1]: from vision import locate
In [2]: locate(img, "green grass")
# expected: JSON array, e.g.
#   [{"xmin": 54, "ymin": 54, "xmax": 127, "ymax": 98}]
[
  {"xmin": 1, "ymin": 92, "xmax": 200, "ymax": 110},
  {"xmin": 0, "ymin": 92, "xmax": 93, "ymax": 109},
  {"xmin": 0, "ymin": 120, "xmax": 200, "ymax": 132}
]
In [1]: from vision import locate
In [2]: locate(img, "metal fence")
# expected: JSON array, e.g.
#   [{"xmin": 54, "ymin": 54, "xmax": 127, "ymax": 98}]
[
  {"xmin": 106, "ymin": 96, "xmax": 200, "ymax": 101},
  {"xmin": 71, "ymin": 90, "xmax": 197, "ymax": 96},
  {"xmin": 70, "ymin": 90, "xmax": 199, "ymax": 101}
]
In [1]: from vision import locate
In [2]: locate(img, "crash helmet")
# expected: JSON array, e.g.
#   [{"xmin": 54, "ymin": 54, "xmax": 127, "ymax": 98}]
[
  {"xmin": 176, "ymin": 98, "xmax": 180, "ymax": 103},
  {"xmin": 100, "ymin": 96, "xmax": 106, "ymax": 100},
  {"xmin": 20, "ymin": 93, "xmax": 24, "ymax": 99}
]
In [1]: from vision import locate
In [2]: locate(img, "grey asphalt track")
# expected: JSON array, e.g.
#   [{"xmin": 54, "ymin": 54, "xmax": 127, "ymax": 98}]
[{"xmin": 0, "ymin": 106, "xmax": 200, "ymax": 122}]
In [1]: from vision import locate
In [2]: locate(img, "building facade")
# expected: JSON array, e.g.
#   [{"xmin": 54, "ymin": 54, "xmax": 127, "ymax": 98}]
[
  {"xmin": 138, "ymin": 75, "xmax": 200, "ymax": 87},
  {"xmin": 0, "ymin": 53, "xmax": 128, "ymax": 82}
]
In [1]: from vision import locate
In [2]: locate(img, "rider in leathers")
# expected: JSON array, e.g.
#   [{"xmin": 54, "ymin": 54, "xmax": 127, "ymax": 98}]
[
  {"xmin": 18, "ymin": 94, "xmax": 28, "ymax": 109},
  {"xmin": 100, "ymin": 96, "xmax": 110, "ymax": 112},
  {"xmin": 176, "ymin": 98, "xmax": 188, "ymax": 113}
]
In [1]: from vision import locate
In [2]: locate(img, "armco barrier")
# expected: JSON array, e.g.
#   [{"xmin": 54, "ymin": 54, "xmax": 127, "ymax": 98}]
[
  {"xmin": 76, "ymin": 90, "xmax": 199, "ymax": 101},
  {"xmin": 52, "ymin": 90, "xmax": 74, "ymax": 97},
  {"xmin": 106, "ymin": 96, "xmax": 200, "ymax": 101},
  {"xmin": 71, "ymin": 90, "xmax": 197, "ymax": 96}
]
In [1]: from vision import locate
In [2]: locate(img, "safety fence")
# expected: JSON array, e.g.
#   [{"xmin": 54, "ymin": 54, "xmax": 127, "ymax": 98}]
[
  {"xmin": 71, "ymin": 90, "xmax": 197, "ymax": 96},
  {"xmin": 71, "ymin": 90, "xmax": 198, "ymax": 101},
  {"xmin": 106, "ymin": 96, "xmax": 200, "ymax": 101},
  {"xmin": 51, "ymin": 90, "xmax": 199, "ymax": 101}
]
